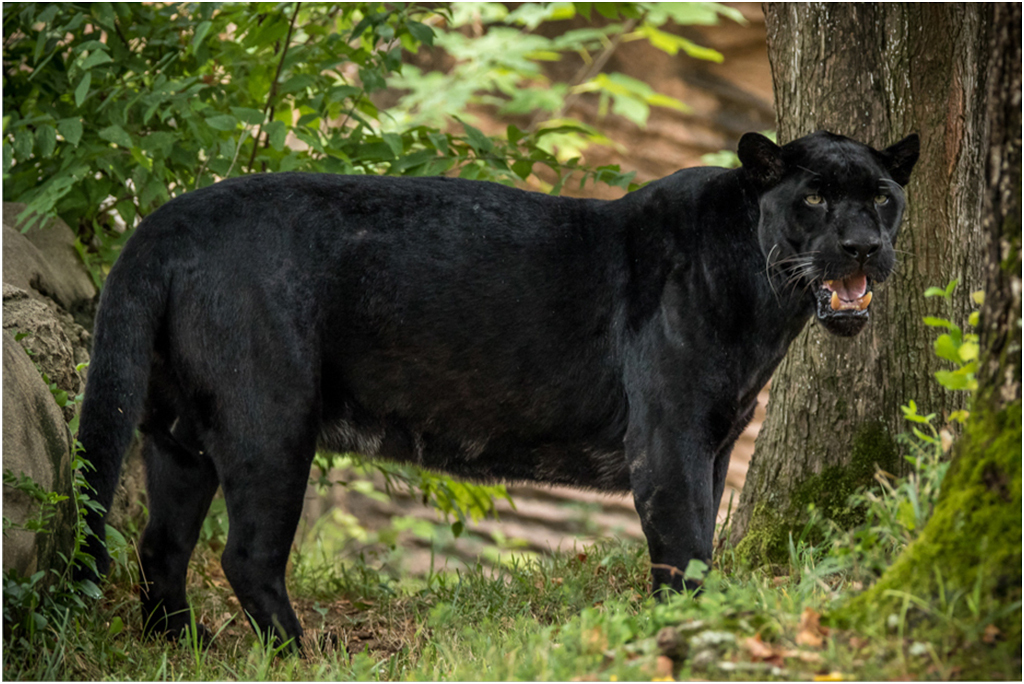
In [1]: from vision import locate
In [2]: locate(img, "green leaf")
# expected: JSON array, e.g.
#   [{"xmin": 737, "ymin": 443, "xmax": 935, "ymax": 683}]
[
  {"xmin": 205, "ymin": 114, "xmax": 238, "ymax": 131},
  {"xmin": 98, "ymin": 125, "xmax": 133, "ymax": 148},
  {"xmin": 108, "ymin": 616, "xmax": 125, "ymax": 637},
  {"xmin": 934, "ymin": 370, "xmax": 972, "ymax": 391},
  {"xmin": 684, "ymin": 558, "xmax": 708, "ymax": 581},
  {"xmin": 264, "ymin": 120, "xmax": 288, "ymax": 151},
  {"xmin": 139, "ymin": 131, "xmax": 176, "ymax": 156},
  {"xmin": 933, "ymin": 334, "xmax": 961, "ymax": 364},
  {"xmin": 957, "ymin": 340, "xmax": 979, "ymax": 362},
  {"xmin": 36, "ymin": 125, "xmax": 57, "ymax": 157},
  {"xmin": 459, "ymin": 119, "xmax": 494, "ymax": 154},
  {"xmin": 13, "ymin": 128, "xmax": 33, "ymax": 159},
  {"xmin": 405, "ymin": 20, "xmax": 435, "ymax": 46},
  {"xmin": 74, "ymin": 72, "xmax": 92, "ymax": 108},
  {"xmin": 279, "ymin": 74, "xmax": 317, "ymax": 95},
  {"xmin": 647, "ymin": 92, "xmax": 691, "ymax": 113},
  {"xmin": 512, "ymin": 159, "xmax": 534, "ymax": 180},
  {"xmin": 450, "ymin": 520, "xmax": 464, "ymax": 538},
  {"xmin": 230, "ymin": 107, "xmax": 266, "ymax": 126},
  {"xmin": 921, "ymin": 316, "xmax": 955, "ymax": 329},
  {"xmin": 506, "ymin": 124, "xmax": 525, "ymax": 145},
  {"xmin": 57, "ymin": 118, "xmax": 84, "ymax": 147},
  {"xmin": 2, "ymin": 142, "xmax": 12, "ymax": 173},
  {"xmin": 115, "ymin": 199, "xmax": 136, "ymax": 227},
  {"xmin": 78, "ymin": 579, "xmax": 102, "ymax": 599},
  {"xmin": 382, "ymin": 132, "xmax": 404, "ymax": 158},
  {"xmin": 192, "ymin": 20, "xmax": 212, "ymax": 53},
  {"xmin": 610, "ymin": 95, "xmax": 649, "ymax": 126},
  {"xmin": 79, "ymin": 49, "xmax": 113, "ymax": 70}
]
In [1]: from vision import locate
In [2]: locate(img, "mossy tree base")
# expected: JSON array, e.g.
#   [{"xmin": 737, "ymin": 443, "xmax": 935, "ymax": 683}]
[
  {"xmin": 838, "ymin": 402, "xmax": 1021, "ymax": 644},
  {"xmin": 733, "ymin": 421, "xmax": 898, "ymax": 568}
]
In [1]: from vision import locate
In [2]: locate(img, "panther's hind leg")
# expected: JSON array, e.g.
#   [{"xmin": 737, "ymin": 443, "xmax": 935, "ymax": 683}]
[
  {"xmin": 213, "ymin": 406, "xmax": 319, "ymax": 651},
  {"xmin": 138, "ymin": 412, "xmax": 220, "ymax": 641}
]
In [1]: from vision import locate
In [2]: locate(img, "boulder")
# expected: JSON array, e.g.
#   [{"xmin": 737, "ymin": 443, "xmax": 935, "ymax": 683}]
[
  {"xmin": 3, "ymin": 284, "xmax": 88, "ymax": 422},
  {"xmin": 1, "ymin": 202, "xmax": 96, "ymax": 327},
  {"xmin": 2, "ymin": 206, "xmax": 145, "ymax": 577},
  {"xmin": 2, "ymin": 330, "xmax": 77, "ymax": 578}
]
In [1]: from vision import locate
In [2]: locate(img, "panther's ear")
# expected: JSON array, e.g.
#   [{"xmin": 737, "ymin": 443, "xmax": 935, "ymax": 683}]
[
  {"xmin": 880, "ymin": 133, "xmax": 920, "ymax": 186},
  {"xmin": 738, "ymin": 132, "xmax": 785, "ymax": 188}
]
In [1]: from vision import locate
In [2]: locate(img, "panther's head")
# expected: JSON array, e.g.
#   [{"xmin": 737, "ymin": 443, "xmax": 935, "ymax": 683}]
[{"xmin": 738, "ymin": 130, "xmax": 920, "ymax": 337}]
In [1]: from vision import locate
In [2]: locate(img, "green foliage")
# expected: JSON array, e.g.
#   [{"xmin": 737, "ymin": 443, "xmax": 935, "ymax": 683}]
[
  {"xmin": 922, "ymin": 279, "xmax": 983, "ymax": 392},
  {"xmin": 391, "ymin": 2, "xmax": 740, "ymax": 162},
  {"xmin": 2, "ymin": 2, "xmax": 675, "ymax": 270}
]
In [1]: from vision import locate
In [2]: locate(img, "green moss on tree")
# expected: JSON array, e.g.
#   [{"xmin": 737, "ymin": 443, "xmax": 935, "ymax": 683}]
[
  {"xmin": 838, "ymin": 400, "xmax": 1022, "ymax": 643},
  {"xmin": 734, "ymin": 421, "xmax": 899, "ymax": 568}
]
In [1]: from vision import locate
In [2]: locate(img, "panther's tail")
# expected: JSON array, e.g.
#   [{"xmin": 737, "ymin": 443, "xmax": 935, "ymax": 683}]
[{"xmin": 75, "ymin": 231, "xmax": 170, "ymax": 581}]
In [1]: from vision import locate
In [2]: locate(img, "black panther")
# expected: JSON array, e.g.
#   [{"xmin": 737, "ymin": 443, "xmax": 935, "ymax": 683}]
[{"xmin": 76, "ymin": 130, "xmax": 919, "ymax": 647}]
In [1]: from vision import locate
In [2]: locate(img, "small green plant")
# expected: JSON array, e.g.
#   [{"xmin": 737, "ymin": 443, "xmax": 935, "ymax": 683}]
[{"xmin": 922, "ymin": 278, "xmax": 983, "ymax": 393}]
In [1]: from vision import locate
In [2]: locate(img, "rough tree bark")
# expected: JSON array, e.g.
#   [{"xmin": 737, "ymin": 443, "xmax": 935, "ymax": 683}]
[
  {"xmin": 843, "ymin": 3, "xmax": 1021, "ymax": 658},
  {"xmin": 732, "ymin": 4, "xmax": 993, "ymax": 562}
]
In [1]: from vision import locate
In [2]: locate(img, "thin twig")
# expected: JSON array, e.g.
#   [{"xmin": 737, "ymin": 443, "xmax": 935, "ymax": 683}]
[
  {"xmin": 246, "ymin": 1, "xmax": 301, "ymax": 173},
  {"xmin": 223, "ymin": 123, "xmax": 253, "ymax": 179}
]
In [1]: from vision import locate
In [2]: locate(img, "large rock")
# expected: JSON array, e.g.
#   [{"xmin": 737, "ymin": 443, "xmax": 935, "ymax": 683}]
[
  {"xmin": 2, "ymin": 330, "xmax": 77, "ymax": 578},
  {"xmin": 2, "ymin": 206, "xmax": 145, "ymax": 576},
  {"xmin": 3, "ymin": 284, "xmax": 89, "ymax": 422},
  {"xmin": 2, "ymin": 202, "xmax": 96, "ymax": 327}
]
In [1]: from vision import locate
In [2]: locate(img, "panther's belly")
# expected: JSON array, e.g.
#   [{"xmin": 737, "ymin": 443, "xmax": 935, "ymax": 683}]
[{"xmin": 317, "ymin": 416, "xmax": 632, "ymax": 492}]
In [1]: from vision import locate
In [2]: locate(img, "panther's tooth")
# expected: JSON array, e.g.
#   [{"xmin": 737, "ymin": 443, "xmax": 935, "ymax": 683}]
[
  {"xmin": 856, "ymin": 291, "xmax": 873, "ymax": 311},
  {"xmin": 830, "ymin": 291, "xmax": 841, "ymax": 310}
]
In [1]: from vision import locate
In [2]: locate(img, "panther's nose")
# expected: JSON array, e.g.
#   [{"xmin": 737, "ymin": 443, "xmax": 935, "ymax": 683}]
[{"xmin": 840, "ymin": 237, "xmax": 881, "ymax": 265}]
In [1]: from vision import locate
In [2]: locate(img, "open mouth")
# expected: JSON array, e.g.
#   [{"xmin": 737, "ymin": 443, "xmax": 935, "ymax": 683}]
[
  {"xmin": 814, "ymin": 272, "xmax": 873, "ymax": 336},
  {"xmin": 822, "ymin": 273, "xmax": 872, "ymax": 312}
]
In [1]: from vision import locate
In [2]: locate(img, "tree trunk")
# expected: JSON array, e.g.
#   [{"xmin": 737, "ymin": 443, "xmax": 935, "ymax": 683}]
[
  {"xmin": 732, "ymin": 3, "xmax": 993, "ymax": 563},
  {"xmin": 842, "ymin": 2, "xmax": 1021, "ymax": 653}
]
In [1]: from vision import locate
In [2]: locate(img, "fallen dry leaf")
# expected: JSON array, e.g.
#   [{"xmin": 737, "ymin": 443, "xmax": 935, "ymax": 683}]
[
  {"xmin": 982, "ymin": 624, "xmax": 1001, "ymax": 643},
  {"xmin": 812, "ymin": 672, "xmax": 844, "ymax": 681},
  {"xmin": 654, "ymin": 655, "xmax": 675, "ymax": 680},
  {"xmin": 744, "ymin": 634, "xmax": 786, "ymax": 668},
  {"xmin": 744, "ymin": 635, "xmax": 776, "ymax": 660},
  {"xmin": 796, "ymin": 607, "xmax": 827, "ymax": 648}
]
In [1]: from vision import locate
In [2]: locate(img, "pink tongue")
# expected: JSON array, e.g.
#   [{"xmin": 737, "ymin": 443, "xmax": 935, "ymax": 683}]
[{"xmin": 834, "ymin": 273, "xmax": 868, "ymax": 302}]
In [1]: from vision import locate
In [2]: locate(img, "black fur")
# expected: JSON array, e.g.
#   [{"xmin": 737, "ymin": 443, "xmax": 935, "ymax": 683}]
[{"xmin": 76, "ymin": 130, "xmax": 918, "ymax": 647}]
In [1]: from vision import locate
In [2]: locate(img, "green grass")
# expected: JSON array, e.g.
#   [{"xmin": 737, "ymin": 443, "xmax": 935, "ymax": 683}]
[
  {"xmin": 4, "ymin": 426, "xmax": 1019, "ymax": 681},
  {"xmin": 3, "ymin": 528, "xmax": 1018, "ymax": 681}
]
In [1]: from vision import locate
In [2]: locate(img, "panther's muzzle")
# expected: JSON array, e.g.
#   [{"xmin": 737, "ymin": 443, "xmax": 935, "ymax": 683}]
[{"xmin": 814, "ymin": 271, "xmax": 874, "ymax": 337}]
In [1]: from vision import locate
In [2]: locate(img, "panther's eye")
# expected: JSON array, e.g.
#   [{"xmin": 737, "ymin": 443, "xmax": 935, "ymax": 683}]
[
  {"xmin": 874, "ymin": 194, "xmax": 889, "ymax": 205},
  {"xmin": 805, "ymin": 194, "xmax": 824, "ymax": 206}
]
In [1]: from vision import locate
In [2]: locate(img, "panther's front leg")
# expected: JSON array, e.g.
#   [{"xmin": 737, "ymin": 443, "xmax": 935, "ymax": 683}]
[
  {"xmin": 626, "ymin": 419, "xmax": 718, "ymax": 595},
  {"xmin": 618, "ymin": 366, "xmax": 724, "ymax": 593}
]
